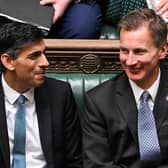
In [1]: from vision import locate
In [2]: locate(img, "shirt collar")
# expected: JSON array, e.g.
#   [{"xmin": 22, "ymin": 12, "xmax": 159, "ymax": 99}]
[
  {"xmin": 129, "ymin": 69, "xmax": 160, "ymax": 104},
  {"xmin": 1, "ymin": 74, "xmax": 34, "ymax": 104}
]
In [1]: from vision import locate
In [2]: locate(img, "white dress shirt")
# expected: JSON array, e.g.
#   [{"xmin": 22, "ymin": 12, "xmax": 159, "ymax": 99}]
[
  {"xmin": 2, "ymin": 75, "xmax": 47, "ymax": 168},
  {"xmin": 129, "ymin": 70, "xmax": 160, "ymax": 111}
]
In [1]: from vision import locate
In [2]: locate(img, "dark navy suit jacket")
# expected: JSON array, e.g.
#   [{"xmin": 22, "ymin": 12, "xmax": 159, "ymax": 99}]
[{"xmin": 0, "ymin": 77, "xmax": 82, "ymax": 168}]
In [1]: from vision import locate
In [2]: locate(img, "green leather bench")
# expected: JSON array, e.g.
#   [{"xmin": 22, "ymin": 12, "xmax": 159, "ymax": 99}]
[
  {"xmin": 46, "ymin": 73, "xmax": 117, "ymax": 111},
  {"xmin": 45, "ymin": 39, "xmax": 121, "ymax": 111}
]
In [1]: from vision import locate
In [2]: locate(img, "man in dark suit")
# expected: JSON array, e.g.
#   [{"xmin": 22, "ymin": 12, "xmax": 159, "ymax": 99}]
[
  {"xmin": 0, "ymin": 22, "xmax": 82, "ymax": 168},
  {"xmin": 83, "ymin": 8, "xmax": 168, "ymax": 168}
]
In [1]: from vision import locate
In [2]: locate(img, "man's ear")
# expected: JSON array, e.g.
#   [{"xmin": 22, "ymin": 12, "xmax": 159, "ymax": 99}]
[
  {"xmin": 0, "ymin": 53, "xmax": 15, "ymax": 71},
  {"xmin": 159, "ymin": 42, "xmax": 168, "ymax": 60}
]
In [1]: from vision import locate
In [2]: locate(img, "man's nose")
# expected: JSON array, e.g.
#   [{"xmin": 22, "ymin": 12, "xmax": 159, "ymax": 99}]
[
  {"xmin": 40, "ymin": 54, "xmax": 49, "ymax": 67},
  {"xmin": 126, "ymin": 53, "xmax": 137, "ymax": 65}
]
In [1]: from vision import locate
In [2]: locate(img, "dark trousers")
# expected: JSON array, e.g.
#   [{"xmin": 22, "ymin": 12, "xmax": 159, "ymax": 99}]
[{"xmin": 48, "ymin": 0, "xmax": 102, "ymax": 39}]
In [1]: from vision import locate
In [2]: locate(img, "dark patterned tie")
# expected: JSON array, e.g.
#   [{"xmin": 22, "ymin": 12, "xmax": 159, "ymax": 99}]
[
  {"xmin": 122, "ymin": 0, "xmax": 148, "ymax": 16},
  {"xmin": 138, "ymin": 91, "xmax": 160, "ymax": 160},
  {"xmin": 12, "ymin": 95, "xmax": 26, "ymax": 168}
]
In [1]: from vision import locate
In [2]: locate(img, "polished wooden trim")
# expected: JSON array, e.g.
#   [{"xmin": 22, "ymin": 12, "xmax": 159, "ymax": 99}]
[{"xmin": 44, "ymin": 39, "xmax": 120, "ymax": 50}]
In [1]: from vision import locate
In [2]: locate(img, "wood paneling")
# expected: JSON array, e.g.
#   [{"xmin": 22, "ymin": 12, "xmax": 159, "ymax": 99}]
[{"xmin": 44, "ymin": 39, "xmax": 122, "ymax": 73}]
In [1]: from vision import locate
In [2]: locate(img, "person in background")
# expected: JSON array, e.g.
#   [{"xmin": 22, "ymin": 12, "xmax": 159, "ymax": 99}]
[
  {"xmin": 0, "ymin": 22, "xmax": 82, "ymax": 168},
  {"xmin": 103, "ymin": 0, "xmax": 168, "ymax": 39},
  {"xmin": 122, "ymin": 0, "xmax": 168, "ymax": 18},
  {"xmin": 40, "ymin": 0, "xmax": 102, "ymax": 38},
  {"xmin": 156, "ymin": 0, "xmax": 168, "ymax": 18},
  {"xmin": 82, "ymin": 8, "xmax": 168, "ymax": 168}
]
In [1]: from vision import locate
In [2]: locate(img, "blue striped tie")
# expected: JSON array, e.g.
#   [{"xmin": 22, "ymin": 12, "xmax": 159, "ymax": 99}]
[
  {"xmin": 12, "ymin": 95, "xmax": 26, "ymax": 168},
  {"xmin": 138, "ymin": 91, "xmax": 160, "ymax": 160}
]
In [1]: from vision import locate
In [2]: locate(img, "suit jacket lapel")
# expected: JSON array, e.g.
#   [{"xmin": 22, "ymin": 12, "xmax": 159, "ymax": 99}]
[
  {"xmin": 115, "ymin": 73, "xmax": 138, "ymax": 144},
  {"xmin": 35, "ymin": 86, "xmax": 54, "ymax": 166},
  {"xmin": 115, "ymin": 69, "xmax": 168, "ymax": 144},
  {"xmin": 154, "ymin": 69, "xmax": 168, "ymax": 129},
  {"xmin": 0, "ymin": 79, "xmax": 10, "ymax": 168}
]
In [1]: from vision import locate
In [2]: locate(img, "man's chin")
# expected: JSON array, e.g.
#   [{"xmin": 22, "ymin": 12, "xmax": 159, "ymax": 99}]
[
  {"xmin": 127, "ymin": 73, "xmax": 142, "ymax": 81},
  {"xmin": 33, "ymin": 78, "xmax": 45, "ymax": 87}
]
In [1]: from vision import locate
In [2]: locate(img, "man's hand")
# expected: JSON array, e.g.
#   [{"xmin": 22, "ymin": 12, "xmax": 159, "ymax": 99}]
[
  {"xmin": 156, "ymin": 0, "xmax": 168, "ymax": 19},
  {"xmin": 40, "ymin": 0, "xmax": 71, "ymax": 24}
]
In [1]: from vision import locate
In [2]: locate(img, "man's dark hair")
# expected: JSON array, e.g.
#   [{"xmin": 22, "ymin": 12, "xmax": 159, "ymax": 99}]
[
  {"xmin": 0, "ymin": 22, "xmax": 44, "ymax": 59},
  {"xmin": 118, "ymin": 8, "xmax": 167, "ymax": 48},
  {"xmin": 0, "ymin": 22, "xmax": 44, "ymax": 71}
]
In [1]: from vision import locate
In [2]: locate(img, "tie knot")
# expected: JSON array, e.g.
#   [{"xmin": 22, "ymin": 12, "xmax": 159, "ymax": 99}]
[
  {"xmin": 18, "ymin": 95, "xmax": 25, "ymax": 104},
  {"xmin": 141, "ymin": 91, "xmax": 150, "ymax": 102}
]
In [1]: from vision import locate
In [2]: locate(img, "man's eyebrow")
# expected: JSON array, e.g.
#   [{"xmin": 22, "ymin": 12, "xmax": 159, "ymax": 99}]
[
  {"xmin": 133, "ymin": 48, "xmax": 148, "ymax": 52},
  {"xmin": 120, "ymin": 46, "xmax": 128, "ymax": 49},
  {"xmin": 27, "ymin": 51, "xmax": 43, "ymax": 57}
]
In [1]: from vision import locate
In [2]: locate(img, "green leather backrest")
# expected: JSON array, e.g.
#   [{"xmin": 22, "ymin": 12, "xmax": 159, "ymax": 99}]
[
  {"xmin": 46, "ymin": 73, "xmax": 117, "ymax": 111},
  {"xmin": 100, "ymin": 24, "xmax": 119, "ymax": 39}
]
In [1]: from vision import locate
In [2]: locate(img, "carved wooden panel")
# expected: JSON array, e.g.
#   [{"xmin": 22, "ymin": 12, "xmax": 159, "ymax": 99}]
[{"xmin": 45, "ymin": 39, "xmax": 122, "ymax": 73}]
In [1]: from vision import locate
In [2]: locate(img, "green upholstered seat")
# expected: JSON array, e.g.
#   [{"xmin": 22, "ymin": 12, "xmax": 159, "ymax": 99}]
[
  {"xmin": 100, "ymin": 0, "xmax": 121, "ymax": 39},
  {"xmin": 46, "ymin": 73, "xmax": 116, "ymax": 111},
  {"xmin": 100, "ymin": 24, "xmax": 119, "ymax": 39}
]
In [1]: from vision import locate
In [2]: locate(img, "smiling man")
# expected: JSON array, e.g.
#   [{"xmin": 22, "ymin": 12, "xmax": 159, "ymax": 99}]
[
  {"xmin": 0, "ymin": 22, "xmax": 82, "ymax": 168},
  {"xmin": 83, "ymin": 8, "xmax": 168, "ymax": 168}
]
